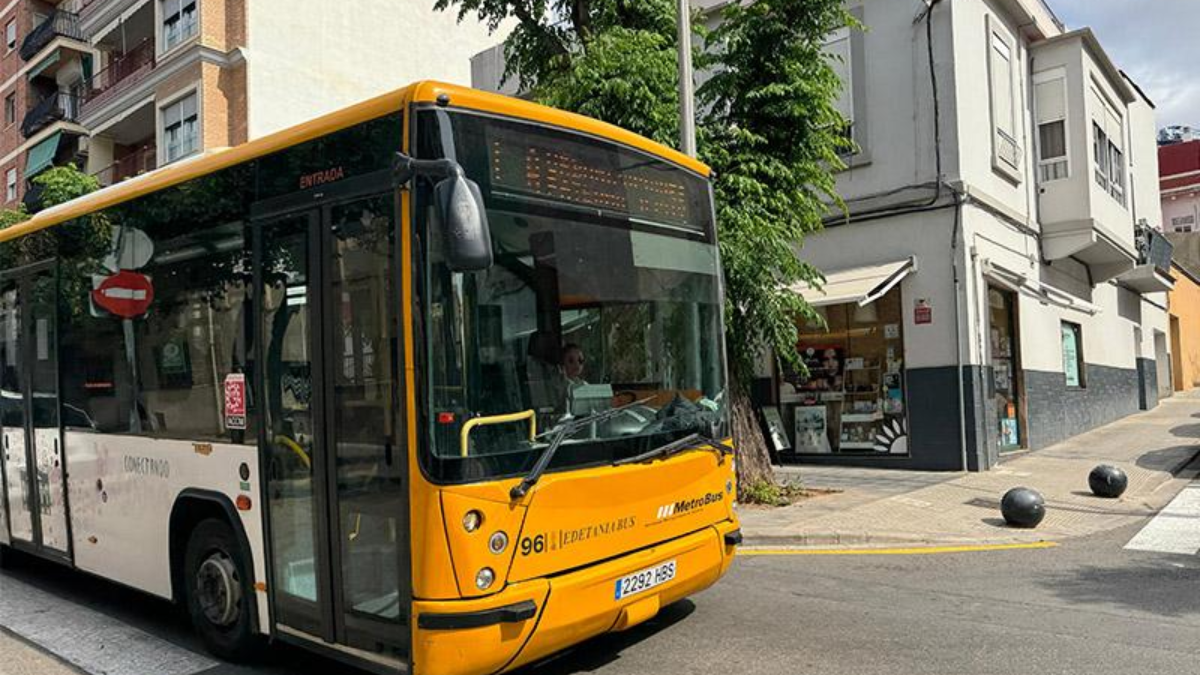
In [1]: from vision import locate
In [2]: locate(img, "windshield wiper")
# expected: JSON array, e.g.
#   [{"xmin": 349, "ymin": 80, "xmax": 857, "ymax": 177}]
[
  {"xmin": 509, "ymin": 398, "xmax": 652, "ymax": 500},
  {"xmin": 614, "ymin": 432, "xmax": 734, "ymax": 467}
]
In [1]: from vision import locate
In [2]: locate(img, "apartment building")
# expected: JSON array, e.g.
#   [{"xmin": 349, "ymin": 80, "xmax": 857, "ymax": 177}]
[
  {"xmin": 772, "ymin": 0, "xmax": 1174, "ymax": 471},
  {"xmin": 1159, "ymin": 139, "xmax": 1200, "ymax": 233},
  {"xmin": 0, "ymin": 0, "xmax": 502, "ymax": 207}
]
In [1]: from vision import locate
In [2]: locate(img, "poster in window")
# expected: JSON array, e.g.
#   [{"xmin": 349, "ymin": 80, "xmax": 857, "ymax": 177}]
[
  {"xmin": 793, "ymin": 405, "xmax": 832, "ymax": 454},
  {"xmin": 1062, "ymin": 324, "xmax": 1081, "ymax": 387},
  {"xmin": 781, "ymin": 346, "xmax": 844, "ymax": 401},
  {"xmin": 155, "ymin": 335, "xmax": 193, "ymax": 389},
  {"xmin": 761, "ymin": 406, "xmax": 791, "ymax": 453}
]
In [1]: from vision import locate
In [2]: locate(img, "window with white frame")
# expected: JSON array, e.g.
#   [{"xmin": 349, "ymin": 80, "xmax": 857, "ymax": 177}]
[
  {"xmin": 162, "ymin": 92, "xmax": 199, "ymax": 163},
  {"xmin": 988, "ymin": 21, "xmax": 1021, "ymax": 177},
  {"xmin": 6, "ymin": 168, "xmax": 17, "ymax": 202},
  {"xmin": 1091, "ymin": 86, "xmax": 1126, "ymax": 206},
  {"xmin": 161, "ymin": 0, "xmax": 198, "ymax": 51},
  {"xmin": 824, "ymin": 27, "xmax": 855, "ymax": 148},
  {"xmin": 1171, "ymin": 215, "xmax": 1195, "ymax": 233},
  {"xmin": 5, "ymin": 20, "xmax": 15, "ymax": 51},
  {"xmin": 4, "ymin": 93, "xmax": 14, "ymax": 127},
  {"xmin": 1035, "ymin": 74, "xmax": 1068, "ymax": 182}
]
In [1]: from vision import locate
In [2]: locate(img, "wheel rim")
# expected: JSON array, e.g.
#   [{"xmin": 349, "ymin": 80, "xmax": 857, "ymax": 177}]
[{"xmin": 196, "ymin": 551, "xmax": 242, "ymax": 627}]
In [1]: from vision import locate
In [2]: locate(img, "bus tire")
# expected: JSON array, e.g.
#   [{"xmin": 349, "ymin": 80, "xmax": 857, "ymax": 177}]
[{"xmin": 183, "ymin": 518, "xmax": 259, "ymax": 661}]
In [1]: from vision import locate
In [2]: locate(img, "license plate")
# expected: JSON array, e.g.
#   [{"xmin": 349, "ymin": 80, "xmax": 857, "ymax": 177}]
[{"xmin": 614, "ymin": 559, "xmax": 676, "ymax": 600}]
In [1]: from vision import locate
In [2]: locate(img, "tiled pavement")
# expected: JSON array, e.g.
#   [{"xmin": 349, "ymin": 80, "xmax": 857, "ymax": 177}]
[{"xmin": 737, "ymin": 390, "xmax": 1200, "ymax": 546}]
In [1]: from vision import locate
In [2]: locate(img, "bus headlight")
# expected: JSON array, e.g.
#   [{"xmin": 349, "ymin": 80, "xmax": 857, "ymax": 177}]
[
  {"xmin": 488, "ymin": 531, "xmax": 509, "ymax": 554},
  {"xmin": 475, "ymin": 567, "xmax": 495, "ymax": 590},
  {"xmin": 462, "ymin": 510, "xmax": 483, "ymax": 532}
]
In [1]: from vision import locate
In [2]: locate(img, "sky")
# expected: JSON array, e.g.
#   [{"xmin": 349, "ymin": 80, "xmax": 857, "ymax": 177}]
[{"xmin": 1052, "ymin": 0, "xmax": 1200, "ymax": 129}]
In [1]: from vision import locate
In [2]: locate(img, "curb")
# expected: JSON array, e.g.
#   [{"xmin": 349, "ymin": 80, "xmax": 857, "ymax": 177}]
[{"xmin": 741, "ymin": 531, "xmax": 1045, "ymax": 549}]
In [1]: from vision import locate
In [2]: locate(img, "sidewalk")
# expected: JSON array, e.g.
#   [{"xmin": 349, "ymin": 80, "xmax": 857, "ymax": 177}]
[
  {"xmin": 0, "ymin": 631, "xmax": 78, "ymax": 675},
  {"xmin": 737, "ymin": 390, "xmax": 1200, "ymax": 547}
]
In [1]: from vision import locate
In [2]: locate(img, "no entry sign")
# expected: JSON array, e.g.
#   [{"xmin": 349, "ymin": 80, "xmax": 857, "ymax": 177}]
[{"xmin": 92, "ymin": 270, "xmax": 154, "ymax": 318}]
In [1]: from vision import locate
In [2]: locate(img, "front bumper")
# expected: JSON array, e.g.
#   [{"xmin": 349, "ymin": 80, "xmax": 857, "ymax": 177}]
[{"xmin": 411, "ymin": 518, "xmax": 740, "ymax": 675}]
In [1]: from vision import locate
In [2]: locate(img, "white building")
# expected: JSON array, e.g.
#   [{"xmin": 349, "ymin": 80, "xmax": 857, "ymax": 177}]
[{"xmin": 780, "ymin": 0, "xmax": 1173, "ymax": 470}]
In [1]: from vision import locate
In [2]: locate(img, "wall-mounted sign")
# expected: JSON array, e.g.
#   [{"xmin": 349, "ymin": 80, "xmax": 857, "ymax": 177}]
[
  {"xmin": 914, "ymin": 298, "xmax": 932, "ymax": 325},
  {"xmin": 92, "ymin": 270, "xmax": 154, "ymax": 318},
  {"xmin": 224, "ymin": 373, "xmax": 247, "ymax": 430}
]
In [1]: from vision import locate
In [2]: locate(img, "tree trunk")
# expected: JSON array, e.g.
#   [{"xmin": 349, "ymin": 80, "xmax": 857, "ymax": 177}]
[{"xmin": 730, "ymin": 381, "xmax": 775, "ymax": 500}]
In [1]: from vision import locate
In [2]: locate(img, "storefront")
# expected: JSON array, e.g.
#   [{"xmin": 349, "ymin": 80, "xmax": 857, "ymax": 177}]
[{"xmin": 774, "ymin": 259, "xmax": 914, "ymax": 459}]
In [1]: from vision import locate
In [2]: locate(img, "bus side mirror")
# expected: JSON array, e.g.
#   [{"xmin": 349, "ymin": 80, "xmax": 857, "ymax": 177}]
[{"xmin": 435, "ymin": 169, "xmax": 493, "ymax": 272}]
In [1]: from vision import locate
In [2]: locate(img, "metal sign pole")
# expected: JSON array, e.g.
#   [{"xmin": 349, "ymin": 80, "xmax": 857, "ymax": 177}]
[{"xmin": 677, "ymin": 0, "xmax": 697, "ymax": 158}]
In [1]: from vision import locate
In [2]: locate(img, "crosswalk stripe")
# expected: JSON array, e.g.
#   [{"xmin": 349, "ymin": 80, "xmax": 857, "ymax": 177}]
[
  {"xmin": 0, "ymin": 576, "xmax": 217, "ymax": 675},
  {"xmin": 1125, "ymin": 483, "xmax": 1200, "ymax": 556}
]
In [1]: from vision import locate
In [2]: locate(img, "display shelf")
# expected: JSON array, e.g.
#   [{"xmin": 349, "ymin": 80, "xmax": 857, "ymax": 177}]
[{"xmin": 842, "ymin": 413, "xmax": 883, "ymax": 423}]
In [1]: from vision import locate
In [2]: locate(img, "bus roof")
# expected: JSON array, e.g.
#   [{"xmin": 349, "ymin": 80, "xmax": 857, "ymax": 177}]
[{"xmin": 0, "ymin": 81, "xmax": 710, "ymax": 245}]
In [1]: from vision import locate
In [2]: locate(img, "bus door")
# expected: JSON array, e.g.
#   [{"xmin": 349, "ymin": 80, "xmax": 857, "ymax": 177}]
[
  {"xmin": 0, "ymin": 263, "xmax": 70, "ymax": 561},
  {"xmin": 254, "ymin": 183, "xmax": 408, "ymax": 661}
]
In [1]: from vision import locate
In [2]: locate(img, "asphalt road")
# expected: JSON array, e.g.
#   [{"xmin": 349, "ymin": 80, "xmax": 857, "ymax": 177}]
[{"xmin": 2, "ymin": 521, "xmax": 1198, "ymax": 675}]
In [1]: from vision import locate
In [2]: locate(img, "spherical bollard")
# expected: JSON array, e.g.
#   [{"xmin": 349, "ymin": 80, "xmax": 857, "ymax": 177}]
[
  {"xmin": 1001, "ymin": 487, "xmax": 1045, "ymax": 528},
  {"xmin": 1088, "ymin": 464, "xmax": 1128, "ymax": 499}
]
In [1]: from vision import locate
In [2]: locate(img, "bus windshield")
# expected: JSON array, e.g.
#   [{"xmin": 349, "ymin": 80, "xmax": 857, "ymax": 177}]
[{"xmin": 417, "ymin": 109, "xmax": 727, "ymax": 483}]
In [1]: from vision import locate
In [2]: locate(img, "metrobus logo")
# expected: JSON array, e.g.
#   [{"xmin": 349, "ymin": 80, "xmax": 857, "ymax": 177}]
[{"xmin": 655, "ymin": 492, "xmax": 724, "ymax": 521}]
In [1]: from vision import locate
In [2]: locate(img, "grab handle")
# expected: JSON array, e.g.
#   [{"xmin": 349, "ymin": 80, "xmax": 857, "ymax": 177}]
[{"xmin": 460, "ymin": 410, "xmax": 537, "ymax": 457}]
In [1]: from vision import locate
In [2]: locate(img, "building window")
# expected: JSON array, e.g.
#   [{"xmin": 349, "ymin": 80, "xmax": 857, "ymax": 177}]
[
  {"xmin": 162, "ymin": 92, "xmax": 198, "ymax": 163},
  {"xmin": 824, "ymin": 27, "xmax": 855, "ymax": 148},
  {"xmin": 1091, "ymin": 87, "xmax": 1126, "ymax": 206},
  {"xmin": 1035, "ymin": 74, "xmax": 1068, "ymax": 182},
  {"xmin": 5, "ymin": 20, "xmax": 14, "ymax": 51},
  {"xmin": 161, "ymin": 0, "xmax": 198, "ymax": 51},
  {"xmin": 988, "ymin": 21, "xmax": 1021, "ymax": 178},
  {"xmin": 5, "ymin": 168, "xmax": 15, "ymax": 202},
  {"xmin": 780, "ymin": 287, "xmax": 908, "ymax": 456},
  {"xmin": 1061, "ymin": 321, "xmax": 1085, "ymax": 388},
  {"xmin": 4, "ymin": 93, "xmax": 14, "ymax": 126},
  {"xmin": 1171, "ymin": 215, "xmax": 1195, "ymax": 233},
  {"xmin": 1093, "ymin": 121, "xmax": 1109, "ymax": 191}
]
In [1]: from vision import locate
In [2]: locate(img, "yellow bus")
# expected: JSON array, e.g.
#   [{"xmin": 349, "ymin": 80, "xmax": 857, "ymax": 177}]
[{"xmin": 0, "ymin": 81, "xmax": 739, "ymax": 675}]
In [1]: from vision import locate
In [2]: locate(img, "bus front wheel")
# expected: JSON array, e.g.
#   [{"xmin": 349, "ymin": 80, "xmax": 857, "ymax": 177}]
[{"xmin": 184, "ymin": 518, "xmax": 259, "ymax": 661}]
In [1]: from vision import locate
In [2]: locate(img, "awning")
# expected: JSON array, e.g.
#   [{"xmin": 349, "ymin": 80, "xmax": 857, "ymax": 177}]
[
  {"xmin": 25, "ymin": 131, "xmax": 62, "ymax": 178},
  {"xmin": 982, "ymin": 260, "xmax": 1101, "ymax": 315},
  {"xmin": 791, "ymin": 257, "xmax": 917, "ymax": 307},
  {"xmin": 27, "ymin": 50, "xmax": 60, "ymax": 79}
]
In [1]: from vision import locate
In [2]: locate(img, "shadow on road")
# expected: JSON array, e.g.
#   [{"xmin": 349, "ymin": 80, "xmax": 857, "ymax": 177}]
[
  {"xmin": 1038, "ymin": 560, "xmax": 1200, "ymax": 619},
  {"xmin": 1136, "ymin": 442, "xmax": 1200, "ymax": 476},
  {"xmin": 516, "ymin": 600, "xmax": 697, "ymax": 674}
]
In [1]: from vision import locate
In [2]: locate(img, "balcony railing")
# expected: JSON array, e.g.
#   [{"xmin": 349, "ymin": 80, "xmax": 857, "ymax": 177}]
[
  {"xmin": 1136, "ymin": 226, "xmax": 1174, "ymax": 272},
  {"xmin": 81, "ymin": 39, "xmax": 156, "ymax": 112},
  {"xmin": 22, "ymin": 91, "xmax": 80, "ymax": 138},
  {"xmin": 20, "ymin": 9, "xmax": 83, "ymax": 61},
  {"xmin": 94, "ymin": 144, "xmax": 157, "ymax": 186}
]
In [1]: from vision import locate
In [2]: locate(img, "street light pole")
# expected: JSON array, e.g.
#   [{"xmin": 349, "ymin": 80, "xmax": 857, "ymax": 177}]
[{"xmin": 677, "ymin": 0, "xmax": 697, "ymax": 157}]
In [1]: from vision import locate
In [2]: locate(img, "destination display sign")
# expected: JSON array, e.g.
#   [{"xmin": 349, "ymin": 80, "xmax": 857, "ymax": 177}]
[{"xmin": 487, "ymin": 125, "xmax": 704, "ymax": 231}]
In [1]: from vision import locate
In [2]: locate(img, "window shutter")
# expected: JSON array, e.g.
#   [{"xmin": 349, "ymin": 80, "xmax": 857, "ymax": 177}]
[
  {"xmin": 990, "ymin": 36, "xmax": 1014, "ymax": 135},
  {"xmin": 163, "ymin": 99, "xmax": 181, "ymax": 128},
  {"xmin": 1035, "ymin": 79, "xmax": 1065, "ymax": 123},
  {"xmin": 180, "ymin": 93, "xmax": 198, "ymax": 121}
]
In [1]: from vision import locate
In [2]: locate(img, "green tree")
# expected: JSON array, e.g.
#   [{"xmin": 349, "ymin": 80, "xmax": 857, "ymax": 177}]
[{"xmin": 437, "ymin": 0, "xmax": 853, "ymax": 499}]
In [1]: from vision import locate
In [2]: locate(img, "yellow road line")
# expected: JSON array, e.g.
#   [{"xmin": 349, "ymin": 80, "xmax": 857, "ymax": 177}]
[{"xmin": 740, "ymin": 541, "xmax": 1058, "ymax": 556}]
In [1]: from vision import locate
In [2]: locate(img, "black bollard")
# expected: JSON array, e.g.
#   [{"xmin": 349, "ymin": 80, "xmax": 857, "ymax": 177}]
[
  {"xmin": 1088, "ymin": 465, "xmax": 1128, "ymax": 499},
  {"xmin": 1001, "ymin": 487, "xmax": 1045, "ymax": 528}
]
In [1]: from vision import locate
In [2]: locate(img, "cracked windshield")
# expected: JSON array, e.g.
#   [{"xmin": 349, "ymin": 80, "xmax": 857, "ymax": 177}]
[{"xmin": 419, "ymin": 110, "xmax": 727, "ymax": 481}]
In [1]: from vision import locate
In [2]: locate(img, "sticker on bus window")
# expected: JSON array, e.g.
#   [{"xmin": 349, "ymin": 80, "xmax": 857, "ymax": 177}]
[{"xmin": 224, "ymin": 373, "xmax": 247, "ymax": 430}]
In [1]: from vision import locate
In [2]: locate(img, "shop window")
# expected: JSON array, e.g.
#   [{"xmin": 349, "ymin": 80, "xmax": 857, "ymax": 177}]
[
  {"xmin": 1061, "ymin": 321, "xmax": 1085, "ymax": 388},
  {"xmin": 779, "ymin": 288, "xmax": 908, "ymax": 456}
]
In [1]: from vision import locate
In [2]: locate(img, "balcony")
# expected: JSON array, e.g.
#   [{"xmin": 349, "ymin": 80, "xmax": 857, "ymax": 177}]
[
  {"xmin": 19, "ymin": 9, "xmax": 83, "ymax": 62},
  {"xmin": 22, "ymin": 91, "xmax": 80, "ymax": 138},
  {"xmin": 1116, "ymin": 226, "xmax": 1176, "ymax": 294},
  {"xmin": 93, "ymin": 144, "xmax": 157, "ymax": 187},
  {"xmin": 82, "ymin": 39, "xmax": 156, "ymax": 113}
]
